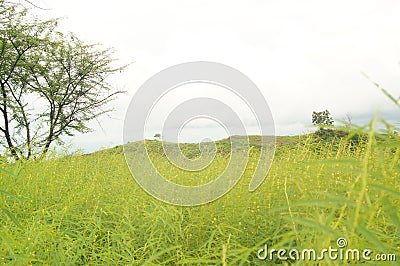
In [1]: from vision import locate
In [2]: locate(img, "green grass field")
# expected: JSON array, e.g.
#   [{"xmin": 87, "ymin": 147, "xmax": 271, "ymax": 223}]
[{"xmin": 0, "ymin": 124, "xmax": 399, "ymax": 265}]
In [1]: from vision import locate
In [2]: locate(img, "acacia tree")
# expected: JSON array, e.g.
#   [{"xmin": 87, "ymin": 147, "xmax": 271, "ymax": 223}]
[
  {"xmin": 311, "ymin": 109, "xmax": 335, "ymax": 140},
  {"xmin": 0, "ymin": 1, "xmax": 125, "ymax": 160}
]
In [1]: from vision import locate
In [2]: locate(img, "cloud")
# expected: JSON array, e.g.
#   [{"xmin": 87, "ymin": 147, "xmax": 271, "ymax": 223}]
[{"xmin": 36, "ymin": 0, "xmax": 400, "ymax": 152}]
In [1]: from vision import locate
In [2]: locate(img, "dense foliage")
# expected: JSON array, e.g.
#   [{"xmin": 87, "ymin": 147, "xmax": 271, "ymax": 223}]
[
  {"xmin": 0, "ymin": 126, "xmax": 398, "ymax": 264},
  {"xmin": 0, "ymin": 1, "xmax": 124, "ymax": 160}
]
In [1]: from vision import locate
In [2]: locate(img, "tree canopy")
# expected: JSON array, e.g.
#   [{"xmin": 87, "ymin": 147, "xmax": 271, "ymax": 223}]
[
  {"xmin": 312, "ymin": 109, "xmax": 334, "ymax": 130},
  {"xmin": 0, "ymin": 1, "xmax": 125, "ymax": 160}
]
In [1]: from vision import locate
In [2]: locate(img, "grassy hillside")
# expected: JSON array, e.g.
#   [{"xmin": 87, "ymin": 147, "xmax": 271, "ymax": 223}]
[
  {"xmin": 92, "ymin": 135, "xmax": 300, "ymax": 157},
  {"xmin": 0, "ymin": 131, "xmax": 399, "ymax": 264}
]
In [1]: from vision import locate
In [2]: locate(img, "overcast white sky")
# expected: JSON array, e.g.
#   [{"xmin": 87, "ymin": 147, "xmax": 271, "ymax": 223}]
[{"xmin": 32, "ymin": 0, "xmax": 400, "ymax": 152}]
